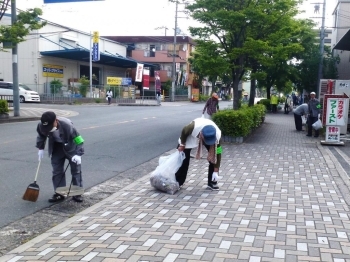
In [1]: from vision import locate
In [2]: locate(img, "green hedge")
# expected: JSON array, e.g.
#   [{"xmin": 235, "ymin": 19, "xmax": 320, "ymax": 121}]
[
  {"xmin": 212, "ymin": 104, "xmax": 266, "ymax": 137},
  {"xmin": 258, "ymin": 99, "xmax": 271, "ymax": 111},
  {"xmin": 0, "ymin": 99, "xmax": 9, "ymax": 114}
]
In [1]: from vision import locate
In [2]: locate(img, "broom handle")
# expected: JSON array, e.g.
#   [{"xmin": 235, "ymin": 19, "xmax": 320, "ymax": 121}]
[{"xmin": 34, "ymin": 160, "xmax": 41, "ymax": 182}]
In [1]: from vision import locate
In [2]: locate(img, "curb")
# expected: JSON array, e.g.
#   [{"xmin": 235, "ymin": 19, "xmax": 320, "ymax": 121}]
[{"xmin": 0, "ymin": 117, "xmax": 40, "ymax": 124}]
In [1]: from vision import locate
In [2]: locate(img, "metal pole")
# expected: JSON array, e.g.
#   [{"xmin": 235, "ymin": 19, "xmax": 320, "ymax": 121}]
[
  {"xmin": 89, "ymin": 31, "xmax": 93, "ymax": 98},
  {"xmin": 171, "ymin": 1, "xmax": 178, "ymax": 102},
  {"xmin": 317, "ymin": 0, "xmax": 326, "ymax": 94},
  {"xmin": 11, "ymin": 0, "xmax": 19, "ymax": 116}
]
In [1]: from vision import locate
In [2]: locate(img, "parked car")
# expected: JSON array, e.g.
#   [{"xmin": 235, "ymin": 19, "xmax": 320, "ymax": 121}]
[{"xmin": 0, "ymin": 82, "xmax": 40, "ymax": 103}]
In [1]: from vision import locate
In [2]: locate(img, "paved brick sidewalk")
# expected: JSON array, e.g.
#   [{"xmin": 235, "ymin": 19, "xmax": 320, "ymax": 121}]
[{"xmin": 2, "ymin": 113, "xmax": 350, "ymax": 262}]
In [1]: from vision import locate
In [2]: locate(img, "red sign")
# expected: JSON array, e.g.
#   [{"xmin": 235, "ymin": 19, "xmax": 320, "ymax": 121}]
[{"xmin": 143, "ymin": 69, "xmax": 150, "ymax": 90}]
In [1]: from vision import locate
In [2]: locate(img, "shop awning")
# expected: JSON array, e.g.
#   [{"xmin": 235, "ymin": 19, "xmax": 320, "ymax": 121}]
[
  {"xmin": 40, "ymin": 49, "xmax": 156, "ymax": 68},
  {"xmin": 333, "ymin": 29, "xmax": 350, "ymax": 51}
]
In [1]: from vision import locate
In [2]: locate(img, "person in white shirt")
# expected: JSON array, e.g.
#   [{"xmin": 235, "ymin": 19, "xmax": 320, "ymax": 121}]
[{"xmin": 106, "ymin": 89, "xmax": 113, "ymax": 105}]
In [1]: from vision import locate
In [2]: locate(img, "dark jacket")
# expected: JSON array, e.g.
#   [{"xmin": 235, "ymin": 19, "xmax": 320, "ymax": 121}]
[
  {"xmin": 36, "ymin": 117, "xmax": 84, "ymax": 158},
  {"xmin": 308, "ymin": 98, "xmax": 321, "ymax": 117}
]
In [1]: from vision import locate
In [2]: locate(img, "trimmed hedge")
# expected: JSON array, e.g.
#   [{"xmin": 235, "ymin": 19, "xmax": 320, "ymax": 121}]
[
  {"xmin": 258, "ymin": 99, "xmax": 271, "ymax": 111},
  {"xmin": 0, "ymin": 99, "xmax": 9, "ymax": 114},
  {"xmin": 212, "ymin": 104, "xmax": 266, "ymax": 138}
]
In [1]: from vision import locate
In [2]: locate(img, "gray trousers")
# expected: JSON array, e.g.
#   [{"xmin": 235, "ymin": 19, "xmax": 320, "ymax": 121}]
[{"xmin": 51, "ymin": 142, "xmax": 83, "ymax": 191}]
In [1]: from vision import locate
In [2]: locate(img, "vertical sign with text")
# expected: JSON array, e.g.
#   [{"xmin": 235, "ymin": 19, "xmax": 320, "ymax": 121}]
[
  {"xmin": 143, "ymin": 69, "xmax": 150, "ymax": 90},
  {"xmin": 92, "ymin": 31, "xmax": 100, "ymax": 62},
  {"xmin": 135, "ymin": 63, "xmax": 144, "ymax": 82}
]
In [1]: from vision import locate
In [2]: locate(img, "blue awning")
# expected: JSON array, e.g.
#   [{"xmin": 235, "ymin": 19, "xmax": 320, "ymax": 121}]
[{"xmin": 40, "ymin": 49, "xmax": 156, "ymax": 69}]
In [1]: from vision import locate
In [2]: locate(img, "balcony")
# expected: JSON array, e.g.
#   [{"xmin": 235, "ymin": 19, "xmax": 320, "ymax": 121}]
[{"xmin": 131, "ymin": 50, "xmax": 187, "ymax": 63}]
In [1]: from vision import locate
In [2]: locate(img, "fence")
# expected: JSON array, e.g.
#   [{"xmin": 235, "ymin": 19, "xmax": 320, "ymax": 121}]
[{"xmin": 0, "ymin": 95, "xmax": 13, "ymax": 107}]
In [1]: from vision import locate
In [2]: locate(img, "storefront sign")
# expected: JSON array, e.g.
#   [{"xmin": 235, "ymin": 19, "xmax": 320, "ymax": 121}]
[
  {"xmin": 43, "ymin": 64, "xmax": 64, "ymax": 78},
  {"xmin": 122, "ymin": 78, "xmax": 132, "ymax": 86},
  {"xmin": 143, "ymin": 69, "xmax": 150, "ymax": 90},
  {"xmin": 107, "ymin": 77, "xmax": 132, "ymax": 86},
  {"xmin": 325, "ymin": 98, "xmax": 347, "ymax": 126},
  {"xmin": 326, "ymin": 126, "xmax": 340, "ymax": 143},
  {"xmin": 92, "ymin": 31, "xmax": 100, "ymax": 62},
  {"xmin": 135, "ymin": 63, "xmax": 144, "ymax": 82}
]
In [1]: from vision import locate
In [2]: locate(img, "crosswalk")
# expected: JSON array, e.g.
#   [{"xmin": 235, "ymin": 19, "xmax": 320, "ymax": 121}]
[{"xmin": 16, "ymin": 108, "xmax": 79, "ymax": 118}]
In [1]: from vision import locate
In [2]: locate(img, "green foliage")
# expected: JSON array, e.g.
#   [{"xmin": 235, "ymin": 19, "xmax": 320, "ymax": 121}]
[
  {"xmin": 199, "ymin": 94, "xmax": 210, "ymax": 101},
  {"xmin": 79, "ymin": 76, "xmax": 89, "ymax": 97},
  {"xmin": 0, "ymin": 99, "xmax": 9, "ymax": 114},
  {"xmin": 212, "ymin": 104, "xmax": 266, "ymax": 137},
  {"xmin": 50, "ymin": 79, "xmax": 62, "ymax": 94},
  {"xmin": 95, "ymin": 98, "xmax": 101, "ymax": 103},
  {"xmin": 0, "ymin": 8, "xmax": 46, "ymax": 50},
  {"xmin": 163, "ymin": 80, "xmax": 172, "ymax": 95},
  {"xmin": 258, "ymin": 99, "xmax": 271, "ymax": 111}
]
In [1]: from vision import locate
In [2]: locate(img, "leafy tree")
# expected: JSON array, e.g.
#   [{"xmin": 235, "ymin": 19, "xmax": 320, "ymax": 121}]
[
  {"xmin": 186, "ymin": 0, "xmax": 310, "ymax": 109},
  {"xmin": 0, "ymin": 6, "xmax": 46, "ymax": 51},
  {"xmin": 79, "ymin": 76, "xmax": 89, "ymax": 97}
]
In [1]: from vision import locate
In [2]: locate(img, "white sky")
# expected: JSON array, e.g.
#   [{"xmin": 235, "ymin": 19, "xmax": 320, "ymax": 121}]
[{"xmin": 16, "ymin": 0, "xmax": 340, "ymax": 37}]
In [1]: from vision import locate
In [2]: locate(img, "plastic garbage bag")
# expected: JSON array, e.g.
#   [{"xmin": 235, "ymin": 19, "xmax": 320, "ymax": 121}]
[
  {"xmin": 312, "ymin": 119, "xmax": 323, "ymax": 130},
  {"xmin": 150, "ymin": 151, "xmax": 186, "ymax": 194}
]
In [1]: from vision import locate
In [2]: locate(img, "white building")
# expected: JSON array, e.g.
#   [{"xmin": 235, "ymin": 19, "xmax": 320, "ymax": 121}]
[
  {"xmin": 0, "ymin": 14, "xmax": 150, "ymax": 95},
  {"xmin": 331, "ymin": 0, "xmax": 350, "ymax": 79}
]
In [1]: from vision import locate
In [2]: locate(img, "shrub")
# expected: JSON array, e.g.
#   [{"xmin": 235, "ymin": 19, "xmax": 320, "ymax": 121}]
[
  {"xmin": 50, "ymin": 79, "xmax": 63, "ymax": 94},
  {"xmin": 79, "ymin": 76, "xmax": 89, "ymax": 97},
  {"xmin": 0, "ymin": 99, "xmax": 9, "ymax": 114},
  {"xmin": 199, "ymin": 94, "xmax": 210, "ymax": 101},
  {"xmin": 212, "ymin": 104, "xmax": 266, "ymax": 138},
  {"xmin": 95, "ymin": 98, "xmax": 101, "ymax": 103},
  {"xmin": 259, "ymin": 99, "xmax": 271, "ymax": 111}
]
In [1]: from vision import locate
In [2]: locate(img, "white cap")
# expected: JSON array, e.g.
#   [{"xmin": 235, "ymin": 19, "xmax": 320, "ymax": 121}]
[{"xmin": 310, "ymin": 92, "xmax": 316, "ymax": 95}]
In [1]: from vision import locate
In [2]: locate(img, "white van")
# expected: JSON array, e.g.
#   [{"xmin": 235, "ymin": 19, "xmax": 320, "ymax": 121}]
[{"xmin": 0, "ymin": 82, "xmax": 40, "ymax": 103}]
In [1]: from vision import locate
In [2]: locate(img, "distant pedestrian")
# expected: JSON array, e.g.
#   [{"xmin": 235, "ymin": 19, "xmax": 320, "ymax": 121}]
[
  {"xmin": 202, "ymin": 93, "xmax": 219, "ymax": 119},
  {"xmin": 307, "ymin": 92, "xmax": 321, "ymax": 138},
  {"xmin": 36, "ymin": 111, "xmax": 84, "ymax": 203},
  {"xmin": 176, "ymin": 118, "xmax": 222, "ymax": 190},
  {"xmin": 293, "ymin": 103, "xmax": 308, "ymax": 131},
  {"xmin": 284, "ymin": 95, "xmax": 292, "ymax": 114},
  {"xmin": 106, "ymin": 89, "xmax": 113, "ymax": 105},
  {"xmin": 292, "ymin": 93, "xmax": 298, "ymax": 108},
  {"xmin": 155, "ymin": 76, "xmax": 162, "ymax": 105},
  {"xmin": 270, "ymin": 93, "xmax": 278, "ymax": 113}
]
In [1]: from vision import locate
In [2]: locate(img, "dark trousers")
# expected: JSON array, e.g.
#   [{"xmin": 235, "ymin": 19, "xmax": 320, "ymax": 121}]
[
  {"xmin": 284, "ymin": 104, "xmax": 290, "ymax": 114},
  {"xmin": 175, "ymin": 145, "xmax": 215, "ymax": 186},
  {"xmin": 307, "ymin": 116, "xmax": 319, "ymax": 136},
  {"xmin": 107, "ymin": 97, "xmax": 111, "ymax": 105},
  {"xmin": 271, "ymin": 104, "xmax": 277, "ymax": 113},
  {"xmin": 51, "ymin": 143, "xmax": 83, "ymax": 191},
  {"xmin": 294, "ymin": 113, "xmax": 302, "ymax": 131}
]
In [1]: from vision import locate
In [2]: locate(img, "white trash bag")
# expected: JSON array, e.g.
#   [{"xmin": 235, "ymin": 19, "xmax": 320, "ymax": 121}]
[
  {"xmin": 312, "ymin": 119, "xmax": 323, "ymax": 130},
  {"xmin": 150, "ymin": 151, "xmax": 185, "ymax": 195}
]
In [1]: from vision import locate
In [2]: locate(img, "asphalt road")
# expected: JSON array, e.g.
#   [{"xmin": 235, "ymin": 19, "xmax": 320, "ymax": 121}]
[{"xmin": 0, "ymin": 101, "xmax": 232, "ymax": 228}]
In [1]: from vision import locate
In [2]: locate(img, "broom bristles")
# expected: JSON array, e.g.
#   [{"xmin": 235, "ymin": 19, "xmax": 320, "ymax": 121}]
[{"xmin": 23, "ymin": 183, "xmax": 39, "ymax": 202}]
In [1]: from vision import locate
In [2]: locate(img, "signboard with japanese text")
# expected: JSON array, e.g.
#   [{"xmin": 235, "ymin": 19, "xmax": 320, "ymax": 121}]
[
  {"xmin": 44, "ymin": 0, "xmax": 104, "ymax": 3},
  {"xmin": 107, "ymin": 77, "xmax": 132, "ymax": 86},
  {"xmin": 92, "ymin": 31, "xmax": 100, "ymax": 62},
  {"xmin": 325, "ymin": 98, "xmax": 348, "ymax": 126},
  {"xmin": 42, "ymin": 64, "xmax": 64, "ymax": 78},
  {"xmin": 143, "ymin": 69, "xmax": 150, "ymax": 90},
  {"xmin": 325, "ymin": 126, "xmax": 340, "ymax": 143},
  {"xmin": 135, "ymin": 63, "xmax": 144, "ymax": 82}
]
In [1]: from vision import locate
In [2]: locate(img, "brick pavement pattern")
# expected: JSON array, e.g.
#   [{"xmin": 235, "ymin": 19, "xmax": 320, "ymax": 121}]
[{"xmin": 2, "ymin": 113, "xmax": 350, "ymax": 262}]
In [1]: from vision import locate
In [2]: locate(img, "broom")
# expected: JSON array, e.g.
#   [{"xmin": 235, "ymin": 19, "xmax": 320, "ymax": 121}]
[{"xmin": 22, "ymin": 160, "xmax": 41, "ymax": 202}]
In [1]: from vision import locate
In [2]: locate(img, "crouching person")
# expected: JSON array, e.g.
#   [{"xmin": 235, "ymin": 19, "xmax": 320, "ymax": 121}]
[
  {"xmin": 36, "ymin": 111, "xmax": 84, "ymax": 203},
  {"xmin": 176, "ymin": 118, "xmax": 222, "ymax": 190}
]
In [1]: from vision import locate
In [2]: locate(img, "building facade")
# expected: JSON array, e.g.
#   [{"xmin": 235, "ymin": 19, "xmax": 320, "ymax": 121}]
[
  {"xmin": 331, "ymin": 0, "xmax": 350, "ymax": 79},
  {"xmin": 103, "ymin": 36, "xmax": 196, "ymax": 90}
]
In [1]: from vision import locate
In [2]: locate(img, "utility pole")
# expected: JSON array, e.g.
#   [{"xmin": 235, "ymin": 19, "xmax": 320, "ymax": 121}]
[
  {"xmin": 171, "ymin": 2, "xmax": 178, "ymax": 102},
  {"xmin": 11, "ymin": 0, "xmax": 20, "ymax": 116},
  {"xmin": 311, "ymin": 0, "xmax": 326, "ymax": 94}
]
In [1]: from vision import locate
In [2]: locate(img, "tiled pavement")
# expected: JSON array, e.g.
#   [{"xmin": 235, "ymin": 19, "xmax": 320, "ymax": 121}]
[{"xmin": 2, "ymin": 112, "xmax": 350, "ymax": 262}]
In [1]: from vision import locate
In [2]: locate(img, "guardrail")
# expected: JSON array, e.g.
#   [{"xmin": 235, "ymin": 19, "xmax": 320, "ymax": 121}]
[{"xmin": 0, "ymin": 95, "xmax": 14, "ymax": 107}]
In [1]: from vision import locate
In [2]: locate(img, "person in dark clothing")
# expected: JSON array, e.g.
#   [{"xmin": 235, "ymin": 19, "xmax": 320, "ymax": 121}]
[
  {"xmin": 36, "ymin": 111, "xmax": 85, "ymax": 203},
  {"xmin": 176, "ymin": 118, "xmax": 222, "ymax": 191},
  {"xmin": 306, "ymin": 92, "xmax": 321, "ymax": 137},
  {"xmin": 293, "ymin": 103, "xmax": 308, "ymax": 131}
]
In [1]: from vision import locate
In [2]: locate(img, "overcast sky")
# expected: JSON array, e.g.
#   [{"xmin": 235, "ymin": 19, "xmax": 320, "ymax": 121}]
[{"xmin": 17, "ymin": 0, "xmax": 339, "ymax": 36}]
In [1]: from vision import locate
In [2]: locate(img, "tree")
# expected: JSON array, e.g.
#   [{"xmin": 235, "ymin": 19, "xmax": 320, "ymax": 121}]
[
  {"xmin": 0, "ymin": 5, "xmax": 45, "ymax": 51},
  {"xmin": 186, "ymin": 0, "xmax": 310, "ymax": 109},
  {"xmin": 50, "ymin": 78, "xmax": 62, "ymax": 94},
  {"xmin": 79, "ymin": 76, "xmax": 89, "ymax": 97}
]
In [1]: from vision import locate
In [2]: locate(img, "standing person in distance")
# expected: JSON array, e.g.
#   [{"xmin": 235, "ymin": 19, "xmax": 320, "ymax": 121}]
[
  {"xmin": 202, "ymin": 93, "xmax": 219, "ymax": 119},
  {"xmin": 176, "ymin": 117, "xmax": 222, "ymax": 190},
  {"xmin": 36, "ymin": 111, "xmax": 85, "ymax": 203},
  {"xmin": 106, "ymin": 89, "xmax": 113, "ymax": 105},
  {"xmin": 155, "ymin": 72, "xmax": 162, "ymax": 105},
  {"xmin": 293, "ymin": 103, "xmax": 308, "ymax": 131},
  {"xmin": 306, "ymin": 92, "xmax": 321, "ymax": 138}
]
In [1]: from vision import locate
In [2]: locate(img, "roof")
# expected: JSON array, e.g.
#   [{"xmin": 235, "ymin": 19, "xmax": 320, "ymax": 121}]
[
  {"xmin": 40, "ymin": 49, "xmax": 156, "ymax": 68},
  {"xmin": 333, "ymin": 29, "xmax": 350, "ymax": 51},
  {"xmin": 103, "ymin": 36, "xmax": 197, "ymax": 46}
]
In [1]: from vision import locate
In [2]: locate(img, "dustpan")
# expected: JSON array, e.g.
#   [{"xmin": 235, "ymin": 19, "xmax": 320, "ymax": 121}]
[{"xmin": 56, "ymin": 185, "xmax": 85, "ymax": 196}]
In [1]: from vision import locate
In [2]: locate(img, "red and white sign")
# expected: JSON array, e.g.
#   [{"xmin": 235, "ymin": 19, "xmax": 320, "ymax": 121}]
[
  {"xmin": 135, "ymin": 63, "xmax": 144, "ymax": 82},
  {"xmin": 143, "ymin": 68, "xmax": 150, "ymax": 90},
  {"xmin": 326, "ymin": 126, "xmax": 340, "ymax": 143},
  {"xmin": 323, "ymin": 93, "xmax": 349, "ymax": 125}
]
